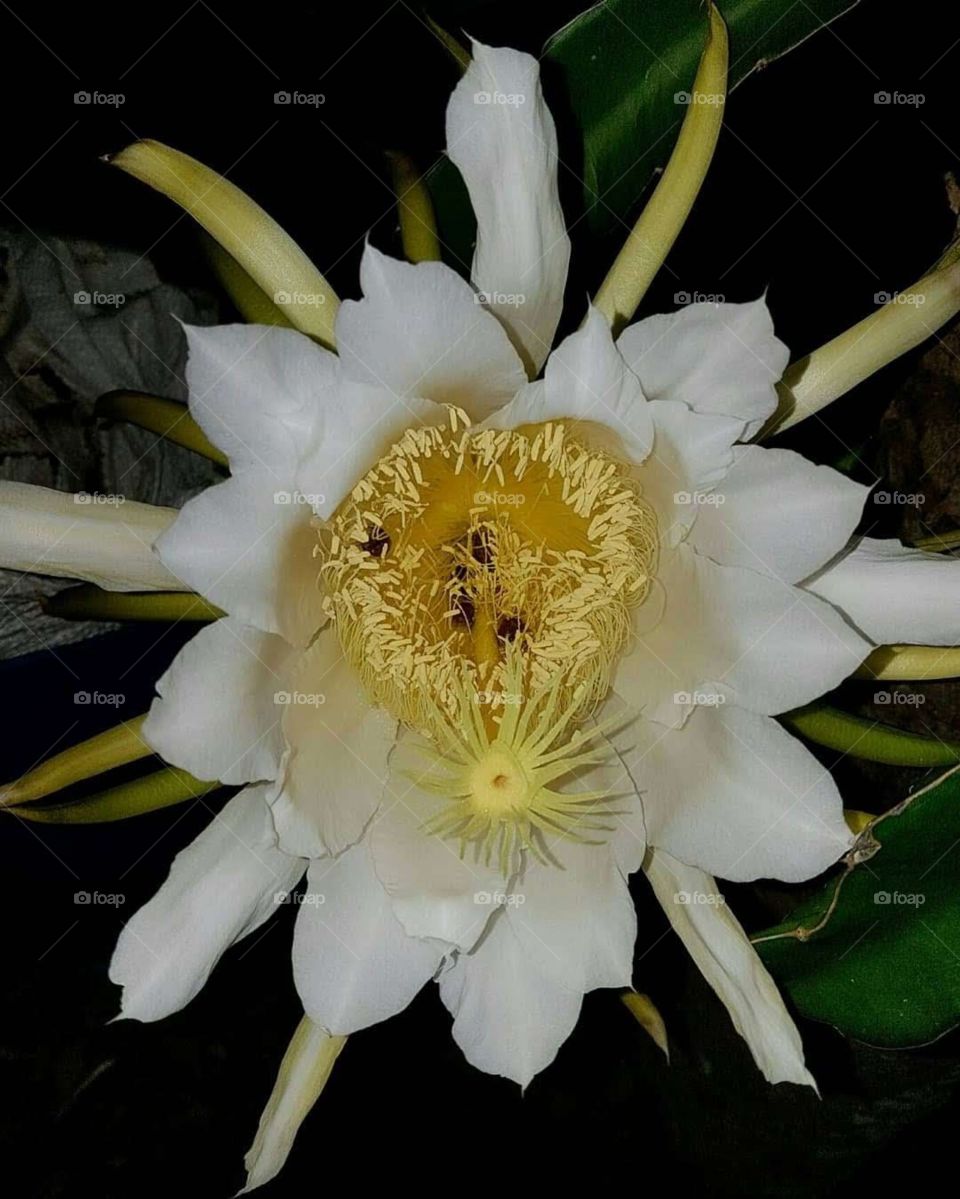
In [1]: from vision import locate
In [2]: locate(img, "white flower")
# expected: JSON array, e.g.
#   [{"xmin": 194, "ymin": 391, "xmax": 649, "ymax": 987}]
[{"xmin": 3, "ymin": 34, "xmax": 960, "ymax": 1193}]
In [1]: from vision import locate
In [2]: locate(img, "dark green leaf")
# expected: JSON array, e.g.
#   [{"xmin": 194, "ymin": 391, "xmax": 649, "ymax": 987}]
[
  {"xmin": 548, "ymin": 0, "xmax": 859, "ymax": 235},
  {"xmin": 756, "ymin": 767, "xmax": 960, "ymax": 1047}
]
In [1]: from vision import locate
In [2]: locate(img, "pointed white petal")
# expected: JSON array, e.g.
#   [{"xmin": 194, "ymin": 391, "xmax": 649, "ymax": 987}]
[
  {"xmin": 334, "ymin": 244, "xmax": 526, "ymax": 421},
  {"xmin": 446, "ymin": 41, "xmax": 570, "ymax": 375},
  {"xmin": 270, "ymin": 632, "xmax": 396, "ymax": 858},
  {"xmin": 182, "ymin": 323, "xmax": 336, "ymax": 476},
  {"xmin": 154, "ymin": 472, "xmax": 324, "ymax": 645},
  {"xmin": 644, "ymin": 848, "xmax": 816, "ymax": 1088},
  {"xmin": 143, "ymin": 619, "xmax": 293, "ymax": 785},
  {"xmin": 439, "ymin": 914, "xmax": 582, "ymax": 1087},
  {"xmin": 618, "ymin": 298, "xmax": 789, "ymax": 438},
  {"xmin": 805, "ymin": 536, "xmax": 960, "ymax": 646},
  {"xmin": 110, "ymin": 786, "xmax": 304, "ymax": 1021},
  {"xmin": 488, "ymin": 306, "xmax": 653, "ymax": 460},
  {"xmin": 616, "ymin": 544, "xmax": 869, "ymax": 727},
  {"xmin": 371, "ymin": 730, "xmax": 502, "ymax": 950},
  {"xmin": 293, "ymin": 846, "xmax": 443, "ymax": 1035},
  {"xmin": 0, "ymin": 481, "xmax": 181, "ymax": 591},
  {"xmin": 642, "ymin": 400, "xmax": 746, "ymax": 545},
  {"xmin": 512, "ymin": 840, "xmax": 636, "ymax": 991},
  {"xmin": 628, "ymin": 703, "xmax": 852, "ymax": 882},
  {"xmin": 690, "ymin": 445, "xmax": 868, "ymax": 583},
  {"xmin": 240, "ymin": 1018, "xmax": 346, "ymax": 1195}
]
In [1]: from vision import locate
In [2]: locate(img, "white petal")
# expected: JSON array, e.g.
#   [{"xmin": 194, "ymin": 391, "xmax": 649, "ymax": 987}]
[
  {"xmin": 617, "ymin": 544, "xmax": 870, "ymax": 727},
  {"xmin": 487, "ymin": 306, "xmax": 653, "ymax": 461},
  {"xmin": 477, "ymin": 378, "xmax": 544, "ymax": 430},
  {"xmin": 143, "ymin": 618, "xmax": 293, "ymax": 785},
  {"xmin": 644, "ymin": 848, "xmax": 816, "ymax": 1088},
  {"xmin": 270, "ymin": 632, "xmax": 396, "ymax": 858},
  {"xmin": 183, "ymin": 323, "xmax": 335, "ymax": 475},
  {"xmin": 627, "ymin": 702, "xmax": 852, "ymax": 882},
  {"xmin": 618, "ymin": 298, "xmax": 789, "ymax": 438},
  {"xmin": 154, "ymin": 471, "xmax": 324, "ymax": 645},
  {"xmin": 334, "ymin": 244, "xmax": 526, "ymax": 421},
  {"xmin": 370, "ymin": 730, "xmax": 502, "ymax": 950},
  {"xmin": 188, "ymin": 321, "xmax": 448, "ymax": 523},
  {"xmin": 292, "ymin": 846, "xmax": 443, "ymax": 1035},
  {"xmin": 805, "ymin": 536, "xmax": 960, "ymax": 646},
  {"xmin": 294, "ymin": 378, "xmax": 442, "ymax": 520},
  {"xmin": 522, "ymin": 717, "xmax": 645, "ymax": 903},
  {"xmin": 439, "ymin": 914, "xmax": 582, "ymax": 1087},
  {"xmin": 642, "ymin": 400, "xmax": 746, "ymax": 546},
  {"xmin": 511, "ymin": 840, "xmax": 636, "ymax": 992},
  {"xmin": 0, "ymin": 481, "xmax": 181, "ymax": 591},
  {"xmin": 110, "ymin": 785, "xmax": 304, "ymax": 1022},
  {"xmin": 586, "ymin": 710, "xmax": 648, "ymax": 877},
  {"xmin": 446, "ymin": 41, "xmax": 570, "ymax": 376},
  {"xmin": 690, "ymin": 445, "xmax": 868, "ymax": 583},
  {"xmin": 240, "ymin": 1018, "xmax": 346, "ymax": 1195}
]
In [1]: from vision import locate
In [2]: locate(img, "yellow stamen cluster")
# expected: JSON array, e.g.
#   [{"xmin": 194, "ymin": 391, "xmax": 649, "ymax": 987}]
[{"xmin": 318, "ymin": 407, "xmax": 658, "ymax": 733}]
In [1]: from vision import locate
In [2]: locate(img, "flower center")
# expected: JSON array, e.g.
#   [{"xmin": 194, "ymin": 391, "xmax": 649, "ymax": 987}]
[
  {"xmin": 407, "ymin": 650, "xmax": 624, "ymax": 874},
  {"xmin": 318, "ymin": 407, "xmax": 655, "ymax": 870},
  {"xmin": 471, "ymin": 745, "xmax": 528, "ymax": 812},
  {"xmin": 319, "ymin": 407, "xmax": 657, "ymax": 729}
]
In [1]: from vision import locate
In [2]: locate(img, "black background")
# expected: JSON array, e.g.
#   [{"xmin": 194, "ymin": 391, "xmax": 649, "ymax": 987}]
[{"xmin": 2, "ymin": 1, "xmax": 960, "ymax": 1195}]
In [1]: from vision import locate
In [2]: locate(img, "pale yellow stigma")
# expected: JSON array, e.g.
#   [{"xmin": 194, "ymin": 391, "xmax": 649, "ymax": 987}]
[
  {"xmin": 318, "ymin": 407, "xmax": 658, "ymax": 733},
  {"xmin": 467, "ymin": 744, "xmax": 529, "ymax": 817},
  {"xmin": 408, "ymin": 650, "xmax": 625, "ymax": 875}
]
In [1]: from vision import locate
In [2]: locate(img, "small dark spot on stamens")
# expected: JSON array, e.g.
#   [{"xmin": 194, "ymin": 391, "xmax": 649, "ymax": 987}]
[
  {"xmin": 358, "ymin": 525, "xmax": 390, "ymax": 557},
  {"xmin": 470, "ymin": 528, "xmax": 494, "ymax": 568},
  {"xmin": 451, "ymin": 592, "xmax": 475, "ymax": 629},
  {"xmin": 497, "ymin": 616, "xmax": 524, "ymax": 641}
]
